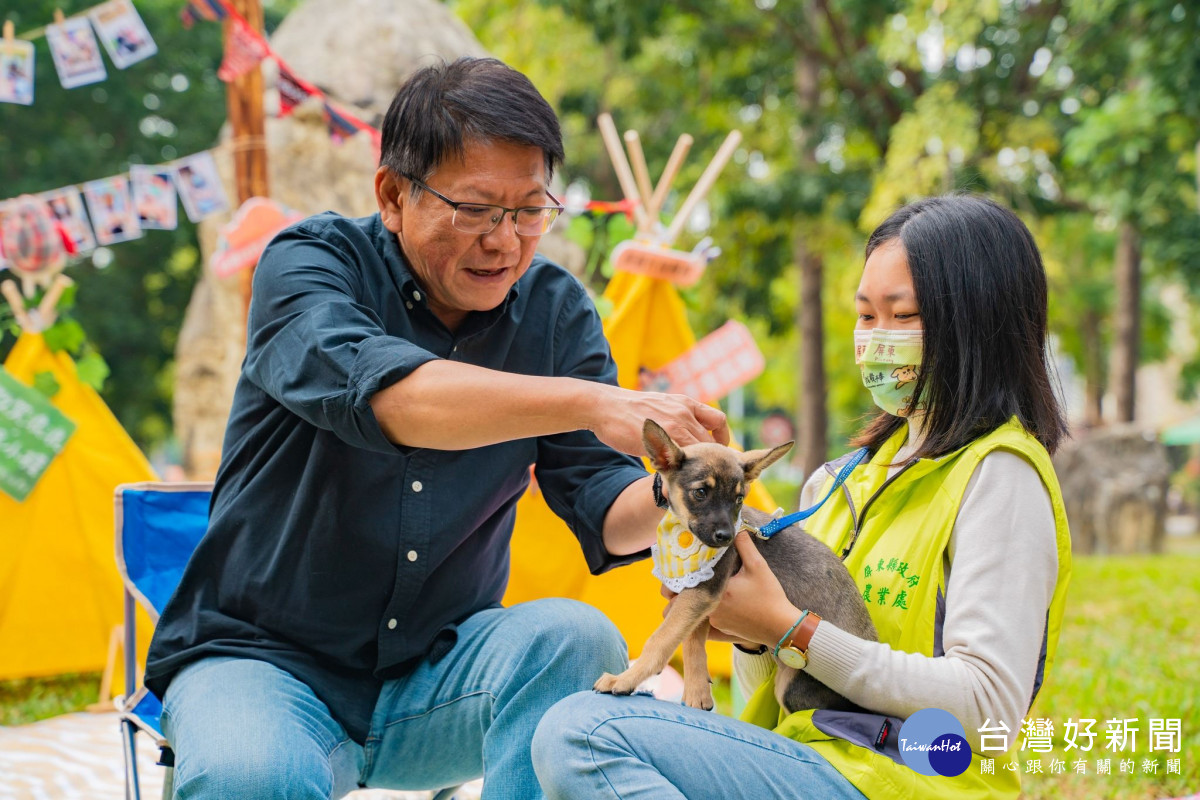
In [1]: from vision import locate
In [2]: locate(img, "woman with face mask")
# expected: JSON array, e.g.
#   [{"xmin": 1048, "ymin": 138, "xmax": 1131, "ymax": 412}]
[{"xmin": 533, "ymin": 195, "xmax": 1072, "ymax": 800}]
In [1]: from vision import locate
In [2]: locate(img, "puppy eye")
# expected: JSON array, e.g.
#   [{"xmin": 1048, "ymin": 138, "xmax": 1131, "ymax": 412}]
[
  {"xmin": 692, "ymin": 488, "xmax": 707, "ymax": 500},
  {"xmin": 735, "ymin": 495, "xmax": 744, "ymax": 506}
]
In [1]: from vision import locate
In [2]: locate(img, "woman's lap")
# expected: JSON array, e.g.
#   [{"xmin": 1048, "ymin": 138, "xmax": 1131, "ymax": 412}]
[{"xmin": 532, "ymin": 691, "xmax": 867, "ymax": 800}]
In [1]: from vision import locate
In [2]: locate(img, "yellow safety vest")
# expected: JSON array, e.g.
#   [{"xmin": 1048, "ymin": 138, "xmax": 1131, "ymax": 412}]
[{"xmin": 741, "ymin": 418, "xmax": 1072, "ymax": 799}]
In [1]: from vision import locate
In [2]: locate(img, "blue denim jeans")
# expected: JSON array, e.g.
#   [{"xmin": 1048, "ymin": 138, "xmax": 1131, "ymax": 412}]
[
  {"xmin": 161, "ymin": 598, "xmax": 626, "ymax": 799},
  {"xmin": 531, "ymin": 692, "xmax": 868, "ymax": 799}
]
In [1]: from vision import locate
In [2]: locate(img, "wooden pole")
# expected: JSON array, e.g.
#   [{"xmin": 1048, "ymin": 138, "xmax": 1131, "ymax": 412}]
[
  {"xmin": 225, "ymin": 0, "xmax": 270, "ymax": 324},
  {"xmin": 663, "ymin": 130, "xmax": 741, "ymax": 246}
]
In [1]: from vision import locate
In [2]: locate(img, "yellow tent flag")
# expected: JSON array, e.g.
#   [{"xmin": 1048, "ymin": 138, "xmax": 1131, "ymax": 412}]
[
  {"xmin": 505, "ymin": 273, "xmax": 778, "ymax": 676},
  {"xmin": 0, "ymin": 333, "xmax": 157, "ymax": 684}
]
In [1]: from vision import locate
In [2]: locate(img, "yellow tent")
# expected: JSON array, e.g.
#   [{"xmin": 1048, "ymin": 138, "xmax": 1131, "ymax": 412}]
[
  {"xmin": 505, "ymin": 272, "xmax": 777, "ymax": 675},
  {"xmin": 0, "ymin": 333, "xmax": 156, "ymax": 683}
]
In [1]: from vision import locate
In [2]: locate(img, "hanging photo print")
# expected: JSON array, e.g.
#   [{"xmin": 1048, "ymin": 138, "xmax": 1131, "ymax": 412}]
[
  {"xmin": 83, "ymin": 175, "xmax": 142, "ymax": 245},
  {"xmin": 39, "ymin": 188, "xmax": 97, "ymax": 253},
  {"xmin": 46, "ymin": 16, "xmax": 107, "ymax": 89},
  {"xmin": 88, "ymin": 0, "xmax": 158, "ymax": 70},
  {"xmin": 0, "ymin": 39, "xmax": 35, "ymax": 106},
  {"xmin": 174, "ymin": 152, "xmax": 229, "ymax": 222},
  {"xmin": 130, "ymin": 165, "xmax": 178, "ymax": 230}
]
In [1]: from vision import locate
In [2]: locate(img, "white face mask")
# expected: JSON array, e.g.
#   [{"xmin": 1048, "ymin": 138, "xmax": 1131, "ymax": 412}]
[{"xmin": 853, "ymin": 328, "xmax": 925, "ymax": 416}]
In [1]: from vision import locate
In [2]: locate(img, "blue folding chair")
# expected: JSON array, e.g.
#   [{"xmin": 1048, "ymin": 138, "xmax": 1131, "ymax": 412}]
[
  {"xmin": 114, "ymin": 481, "xmax": 213, "ymax": 800},
  {"xmin": 114, "ymin": 481, "xmax": 467, "ymax": 800}
]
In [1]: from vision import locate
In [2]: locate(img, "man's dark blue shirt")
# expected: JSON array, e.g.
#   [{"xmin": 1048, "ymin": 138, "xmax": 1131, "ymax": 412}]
[{"xmin": 145, "ymin": 212, "xmax": 648, "ymax": 743}]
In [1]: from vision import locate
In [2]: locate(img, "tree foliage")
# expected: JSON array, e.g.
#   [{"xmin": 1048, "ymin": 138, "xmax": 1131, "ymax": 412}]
[{"xmin": 0, "ymin": 0, "xmax": 293, "ymax": 449}]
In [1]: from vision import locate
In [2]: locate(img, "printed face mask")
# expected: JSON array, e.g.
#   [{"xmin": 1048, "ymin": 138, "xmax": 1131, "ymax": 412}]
[{"xmin": 853, "ymin": 328, "xmax": 925, "ymax": 416}]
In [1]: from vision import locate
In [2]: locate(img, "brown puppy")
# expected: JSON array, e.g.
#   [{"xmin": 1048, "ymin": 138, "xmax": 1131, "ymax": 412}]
[{"xmin": 594, "ymin": 420, "xmax": 877, "ymax": 713}]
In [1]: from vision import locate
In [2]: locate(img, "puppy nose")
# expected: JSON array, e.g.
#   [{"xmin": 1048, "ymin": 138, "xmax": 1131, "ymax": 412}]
[{"xmin": 712, "ymin": 529, "xmax": 733, "ymax": 546}]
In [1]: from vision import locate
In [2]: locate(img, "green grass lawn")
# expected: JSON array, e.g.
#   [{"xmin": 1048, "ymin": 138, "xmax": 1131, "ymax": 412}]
[
  {"xmin": 2, "ymin": 547, "xmax": 1197, "ymax": 800},
  {"xmin": 1020, "ymin": 548, "xmax": 1200, "ymax": 800}
]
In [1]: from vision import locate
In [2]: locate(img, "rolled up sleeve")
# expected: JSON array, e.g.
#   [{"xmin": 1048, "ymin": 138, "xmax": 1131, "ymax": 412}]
[
  {"xmin": 244, "ymin": 225, "xmax": 440, "ymax": 454},
  {"xmin": 533, "ymin": 281, "xmax": 648, "ymax": 574}
]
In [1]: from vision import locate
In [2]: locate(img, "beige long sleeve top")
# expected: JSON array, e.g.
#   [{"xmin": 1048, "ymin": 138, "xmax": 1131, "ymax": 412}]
[{"xmin": 734, "ymin": 421, "xmax": 1059, "ymax": 752}]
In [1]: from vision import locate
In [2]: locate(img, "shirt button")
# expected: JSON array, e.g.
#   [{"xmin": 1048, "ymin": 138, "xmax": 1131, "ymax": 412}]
[
  {"xmin": 387, "ymin": 618, "xmax": 397, "ymax": 630},
  {"xmin": 412, "ymin": 480, "xmax": 423, "ymax": 492},
  {"xmin": 412, "ymin": 290, "xmax": 422, "ymax": 301},
  {"xmin": 406, "ymin": 301, "xmax": 413, "ymax": 310},
  {"xmin": 407, "ymin": 550, "xmax": 418, "ymax": 562}
]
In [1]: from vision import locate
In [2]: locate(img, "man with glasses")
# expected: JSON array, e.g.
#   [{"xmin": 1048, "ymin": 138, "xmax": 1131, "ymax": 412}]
[{"xmin": 145, "ymin": 57, "xmax": 728, "ymax": 799}]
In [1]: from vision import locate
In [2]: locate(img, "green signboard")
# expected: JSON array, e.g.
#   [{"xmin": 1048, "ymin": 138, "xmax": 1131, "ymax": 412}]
[{"xmin": 0, "ymin": 367, "xmax": 76, "ymax": 502}]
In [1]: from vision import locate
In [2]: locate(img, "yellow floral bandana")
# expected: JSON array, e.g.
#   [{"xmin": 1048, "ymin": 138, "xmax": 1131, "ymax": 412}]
[{"xmin": 651, "ymin": 509, "xmax": 737, "ymax": 592}]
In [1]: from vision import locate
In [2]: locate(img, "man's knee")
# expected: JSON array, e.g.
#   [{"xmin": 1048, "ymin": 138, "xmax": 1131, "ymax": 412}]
[
  {"xmin": 519, "ymin": 598, "xmax": 627, "ymax": 669},
  {"xmin": 173, "ymin": 748, "xmax": 334, "ymax": 800}
]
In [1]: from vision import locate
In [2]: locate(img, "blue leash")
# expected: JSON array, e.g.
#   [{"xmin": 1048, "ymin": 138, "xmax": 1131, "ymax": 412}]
[{"xmin": 745, "ymin": 447, "xmax": 870, "ymax": 539}]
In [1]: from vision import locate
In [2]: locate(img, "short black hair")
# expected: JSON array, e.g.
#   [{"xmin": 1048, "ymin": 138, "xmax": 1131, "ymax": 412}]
[
  {"xmin": 379, "ymin": 57, "xmax": 563, "ymax": 185},
  {"xmin": 851, "ymin": 194, "xmax": 1069, "ymax": 457}
]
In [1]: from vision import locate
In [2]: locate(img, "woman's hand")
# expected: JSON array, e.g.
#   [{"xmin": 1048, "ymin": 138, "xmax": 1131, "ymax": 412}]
[{"xmin": 707, "ymin": 532, "xmax": 803, "ymax": 648}]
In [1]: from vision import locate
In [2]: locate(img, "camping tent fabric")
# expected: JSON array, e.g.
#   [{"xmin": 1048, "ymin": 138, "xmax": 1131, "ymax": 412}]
[
  {"xmin": 504, "ymin": 273, "xmax": 778, "ymax": 676},
  {"xmin": 0, "ymin": 333, "xmax": 157, "ymax": 682}
]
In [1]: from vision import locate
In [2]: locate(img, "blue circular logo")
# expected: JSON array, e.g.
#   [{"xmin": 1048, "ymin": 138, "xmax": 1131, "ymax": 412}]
[{"xmin": 898, "ymin": 708, "xmax": 971, "ymax": 777}]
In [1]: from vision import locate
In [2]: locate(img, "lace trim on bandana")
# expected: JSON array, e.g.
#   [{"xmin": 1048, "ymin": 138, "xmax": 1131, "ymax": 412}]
[{"xmin": 651, "ymin": 509, "xmax": 740, "ymax": 593}]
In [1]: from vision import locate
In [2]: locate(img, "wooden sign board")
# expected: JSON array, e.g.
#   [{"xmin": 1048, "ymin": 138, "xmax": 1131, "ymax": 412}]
[
  {"xmin": 0, "ymin": 368, "xmax": 76, "ymax": 501},
  {"xmin": 611, "ymin": 239, "xmax": 706, "ymax": 287},
  {"xmin": 638, "ymin": 320, "xmax": 765, "ymax": 403}
]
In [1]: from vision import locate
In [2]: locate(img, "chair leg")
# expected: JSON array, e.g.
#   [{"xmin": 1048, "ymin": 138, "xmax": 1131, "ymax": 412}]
[
  {"xmin": 161, "ymin": 766, "xmax": 174, "ymax": 800},
  {"xmin": 121, "ymin": 718, "xmax": 141, "ymax": 800}
]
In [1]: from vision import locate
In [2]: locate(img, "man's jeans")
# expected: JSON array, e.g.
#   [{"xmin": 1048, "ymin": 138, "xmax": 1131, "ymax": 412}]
[
  {"xmin": 161, "ymin": 598, "xmax": 625, "ymax": 799},
  {"xmin": 532, "ymin": 692, "xmax": 868, "ymax": 800}
]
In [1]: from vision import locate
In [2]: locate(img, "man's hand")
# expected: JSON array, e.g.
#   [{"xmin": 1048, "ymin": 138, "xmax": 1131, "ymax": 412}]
[{"xmin": 589, "ymin": 384, "xmax": 730, "ymax": 456}]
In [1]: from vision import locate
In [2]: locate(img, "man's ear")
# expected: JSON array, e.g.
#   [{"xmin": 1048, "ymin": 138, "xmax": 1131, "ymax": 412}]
[
  {"xmin": 741, "ymin": 442, "xmax": 794, "ymax": 483},
  {"xmin": 376, "ymin": 166, "xmax": 405, "ymax": 234},
  {"xmin": 642, "ymin": 419, "xmax": 685, "ymax": 473}
]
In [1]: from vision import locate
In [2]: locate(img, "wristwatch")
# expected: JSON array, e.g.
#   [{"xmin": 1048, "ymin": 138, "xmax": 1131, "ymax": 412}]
[{"xmin": 775, "ymin": 611, "xmax": 822, "ymax": 669}]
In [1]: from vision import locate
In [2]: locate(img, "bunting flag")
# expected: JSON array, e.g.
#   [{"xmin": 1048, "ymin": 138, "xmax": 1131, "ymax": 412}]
[
  {"xmin": 323, "ymin": 102, "xmax": 367, "ymax": 143},
  {"xmin": 179, "ymin": 0, "xmax": 227, "ymax": 28},
  {"xmin": 276, "ymin": 60, "xmax": 319, "ymax": 117},
  {"xmin": 186, "ymin": 0, "xmax": 380, "ymax": 149},
  {"xmin": 217, "ymin": 13, "xmax": 269, "ymax": 83}
]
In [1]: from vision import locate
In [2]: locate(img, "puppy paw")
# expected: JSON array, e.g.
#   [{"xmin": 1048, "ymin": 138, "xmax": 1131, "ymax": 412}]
[
  {"xmin": 682, "ymin": 683, "xmax": 714, "ymax": 711},
  {"xmin": 593, "ymin": 671, "xmax": 641, "ymax": 695}
]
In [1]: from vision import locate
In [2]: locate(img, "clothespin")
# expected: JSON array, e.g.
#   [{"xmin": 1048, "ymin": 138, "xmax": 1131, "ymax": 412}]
[
  {"xmin": 3, "ymin": 20, "xmax": 15, "ymax": 42},
  {"xmin": 53, "ymin": 9, "xmax": 66, "ymax": 26}
]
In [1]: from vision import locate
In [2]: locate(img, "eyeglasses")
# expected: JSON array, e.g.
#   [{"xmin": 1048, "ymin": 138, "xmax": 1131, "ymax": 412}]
[{"xmin": 403, "ymin": 174, "xmax": 564, "ymax": 236}]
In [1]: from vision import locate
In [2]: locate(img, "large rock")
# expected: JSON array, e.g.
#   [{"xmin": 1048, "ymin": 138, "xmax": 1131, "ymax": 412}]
[
  {"xmin": 173, "ymin": 0, "xmax": 580, "ymax": 479},
  {"xmin": 1053, "ymin": 425, "xmax": 1170, "ymax": 554}
]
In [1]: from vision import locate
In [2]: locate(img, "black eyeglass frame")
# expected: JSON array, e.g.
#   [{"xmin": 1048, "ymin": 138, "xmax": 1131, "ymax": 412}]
[{"xmin": 402, "ymin": 173, "xmax": 565, "ymax": 237}]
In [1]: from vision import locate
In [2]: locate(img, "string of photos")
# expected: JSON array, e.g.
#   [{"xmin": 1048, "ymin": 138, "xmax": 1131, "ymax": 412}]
[
  {"xmin": 0, "ymin": 0, "xmax": 157, "ymax": 105},
  {"xmin": 182, "ymin": 0, "xmax": 381, "ymax": 150},
  {"xmin": 0, "ymin": 150, "xmax": 230, "ymax": 288}
]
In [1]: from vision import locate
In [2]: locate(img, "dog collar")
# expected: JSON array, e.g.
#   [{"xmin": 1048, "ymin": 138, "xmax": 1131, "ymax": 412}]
[
  {"xmin": 652, "ymin": 472, "xmax": 670, "ymax": 509},
  {"xmin": 651, "ymin": 509, "xmax": 740, "ymax": 592}
]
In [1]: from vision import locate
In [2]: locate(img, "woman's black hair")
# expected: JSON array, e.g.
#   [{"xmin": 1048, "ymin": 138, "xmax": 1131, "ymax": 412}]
[
  {"xmin": 379, "ymin": 57, "xmax": 564, "ymax": 187},
  {"xmin": 851, "ymin": 194, "xmax": 1069, "ymax": 457}
]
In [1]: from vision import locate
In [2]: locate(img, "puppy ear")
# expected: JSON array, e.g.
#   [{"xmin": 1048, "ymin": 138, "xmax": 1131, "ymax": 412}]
[
  {"xmin": 741, "ymin": 441, "xmax": 794, "ymax": 483},
  {"xmin": 642, "ymin": 419, "xmax": 685, "ymax": 472}
]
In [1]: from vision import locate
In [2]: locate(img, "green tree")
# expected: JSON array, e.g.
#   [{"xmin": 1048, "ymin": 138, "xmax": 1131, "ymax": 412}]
[{"xmin": 0, "ymin": 0, "xmax": 294, "ymax": 449}]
